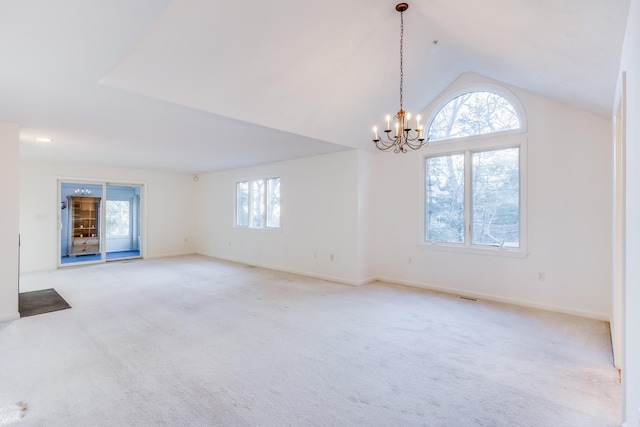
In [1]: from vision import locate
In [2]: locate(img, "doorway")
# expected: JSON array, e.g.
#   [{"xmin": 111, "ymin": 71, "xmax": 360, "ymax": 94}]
[{"xmin": 59, "ymin": 181, "xmax": 143, "ymax": 266}]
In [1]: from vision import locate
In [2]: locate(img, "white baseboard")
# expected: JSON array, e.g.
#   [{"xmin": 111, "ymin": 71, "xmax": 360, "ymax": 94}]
[
  {"xmin": 199, "ymin": 253, "xmax": 374, "ymax": 287},
  {"xmin": 375, "ymin": 276, "xmax": 609, "ymax": 321},
  {"xmin": 146, "ymin": 251, "xmax": 197, "ymax": 260}
]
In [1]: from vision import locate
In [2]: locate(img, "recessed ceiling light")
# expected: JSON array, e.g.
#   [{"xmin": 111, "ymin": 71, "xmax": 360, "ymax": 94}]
[{"xmin": 35, "ymin": 137, "xmax": 53, "ymax": 142}]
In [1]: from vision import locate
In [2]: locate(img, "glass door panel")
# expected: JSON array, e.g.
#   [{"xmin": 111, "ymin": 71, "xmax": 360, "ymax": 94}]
[
  {"xmin": 60, "ymin": 182, "xmax": 103, "ymax": 265},
  {"xmin": 105, "ymin": 184, "xmax": 141, "ymax": 260}
]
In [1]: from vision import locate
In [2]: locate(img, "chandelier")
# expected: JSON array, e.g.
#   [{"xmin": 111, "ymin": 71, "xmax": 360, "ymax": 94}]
[
  {"xmin": 372, "ymin": 3, "xmax": 426, "ymax": 153},
  {"xmin": 74, "ymin": 187, "xmax": 92, "ymax": 196}
]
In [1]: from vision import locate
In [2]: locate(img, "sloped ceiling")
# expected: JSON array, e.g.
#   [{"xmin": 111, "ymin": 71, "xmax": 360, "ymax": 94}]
[{"xmin": 0, "ymin": 0, "xmax": 630, "ymax": 173}]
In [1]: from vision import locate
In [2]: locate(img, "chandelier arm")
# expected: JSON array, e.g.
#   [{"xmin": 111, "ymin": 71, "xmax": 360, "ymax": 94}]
[
  {"xmin": 374, "ymin": 140, "xmax": 399, "ymax": 151},
  {"xmin": 404, "ymin": 141, "xmax": 423, "ymax": 150},
  {"xmin": 405, "ymin": 131, "xmax": 423, "ymax": 140},
  {"xmin": 406, "ymin": 136, "xmax": 429, "ymax": 149},
  {"xmin": 382, "ymin": 134, "xmax": 403, "ymax": 145},
  {"xmin": 377, "ymin": 135, "xmax": 398, "ymax": 147}
]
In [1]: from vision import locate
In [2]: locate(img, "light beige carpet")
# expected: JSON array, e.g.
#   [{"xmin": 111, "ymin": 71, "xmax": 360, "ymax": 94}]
[{"xmin": 1, "ymin": 255, "xmax": 619, "ymax": 426}]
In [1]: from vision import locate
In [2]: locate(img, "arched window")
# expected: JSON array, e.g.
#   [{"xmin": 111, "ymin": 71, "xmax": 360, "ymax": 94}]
[
  {"xmin": 421, "ymin": 86, "xmax": 526, "ymax": 256},
  {"xmin": 428, "ymin": 91, "xmax": 521, "ymax": 141}
]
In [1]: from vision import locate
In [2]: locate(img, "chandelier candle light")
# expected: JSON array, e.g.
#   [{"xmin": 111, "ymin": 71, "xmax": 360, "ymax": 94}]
[{"xmin": 373, "ymin": 3, "xmax": 426, "ymax": 153}]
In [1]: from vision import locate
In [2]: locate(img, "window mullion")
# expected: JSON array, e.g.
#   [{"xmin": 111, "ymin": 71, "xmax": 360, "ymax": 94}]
[
  {"xmin": 262, "ymin": 179, "xmax": 268, "ymax": 228},
  {"xmin": 464, "ymin": 150, "xmax": 472, "ymax": 247},
  {"xmin": 249, "ymin": 181, "xmax": 255, "ymax": 228}
]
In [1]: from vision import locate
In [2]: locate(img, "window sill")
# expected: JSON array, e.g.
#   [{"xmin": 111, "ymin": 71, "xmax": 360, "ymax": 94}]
[
  {"xmin": 234, "ymin": 226, "xmax": 282, "ymax": 233},
  {"xmin": 417, "ymin": 242, "xmax": 528, "ymax": 258}
]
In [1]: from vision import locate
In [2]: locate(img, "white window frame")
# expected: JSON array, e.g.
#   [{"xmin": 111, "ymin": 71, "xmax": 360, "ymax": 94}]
[
  {"xmin": 419, "ymin": 134, "xmax": 527, "ymax": 257},
  {"xmin": 418, "ymin": 84, "xmax": 528, "ymax": 258},
  {"xmin": 235, "ymin": 177, "xmax": 281, "ymax": 230}
]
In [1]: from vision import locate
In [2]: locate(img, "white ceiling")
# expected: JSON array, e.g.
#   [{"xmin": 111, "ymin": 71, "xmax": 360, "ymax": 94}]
[{"xmin": 0, "ymin": 0, "xmax": 630, "ymax": 174}]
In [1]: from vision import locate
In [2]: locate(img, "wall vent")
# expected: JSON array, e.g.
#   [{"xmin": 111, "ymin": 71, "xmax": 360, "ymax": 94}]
[{"xmin": 457, "ymin": 295, "xmax": 478, "ymax": 302}]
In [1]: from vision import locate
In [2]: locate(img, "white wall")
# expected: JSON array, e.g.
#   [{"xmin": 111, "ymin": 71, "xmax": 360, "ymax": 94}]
[
  {"xmin": 197, "ymin": 150, "xmax": 368, "ymax": 284},
  {"xmin": 0, "ymin": 121, "xmax": 20, "ymax": 322},
  {"xmin": 19, "ymin": 160, "xmax": 197, "ymax": 273},
  {"xmin": 372, "ymin": 74, "xmax": 613, "ymax": 320},
  {"xmin": 356, "ymin": 149, "xmax": 376, "ymax": 282},
  {"xmin": 196, "ymin": 75, "xmax": 613, "ymax": 320},
  {"xmin": 619, "ymin": 0, "xmax": 640, "ymax": 424}
]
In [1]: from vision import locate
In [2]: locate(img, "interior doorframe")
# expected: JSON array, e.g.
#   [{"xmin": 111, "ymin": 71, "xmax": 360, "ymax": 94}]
[
  {"xmin": 56, "ymin": 177, "xmax": 147, "ymax": 268},
  {"xmin": 612, "ymin": 71, "xmax": 626, "ymax": 370}
]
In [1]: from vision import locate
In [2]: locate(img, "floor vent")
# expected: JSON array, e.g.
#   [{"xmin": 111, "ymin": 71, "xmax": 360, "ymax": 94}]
[{"xmin": 457, "ymin": 295, "xmax": 478, "ymax": 302}]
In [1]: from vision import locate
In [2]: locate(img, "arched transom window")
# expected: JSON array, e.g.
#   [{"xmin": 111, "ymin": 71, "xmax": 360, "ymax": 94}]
[{"xmin": 428, "ymin": 91, "xmax": 521, "ymax": 141}]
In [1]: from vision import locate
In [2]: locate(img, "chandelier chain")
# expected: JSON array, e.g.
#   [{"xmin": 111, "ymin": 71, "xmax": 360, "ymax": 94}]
[{"xmin": 399, "ymin": 9, "xmax": 404, "ymax": 111}]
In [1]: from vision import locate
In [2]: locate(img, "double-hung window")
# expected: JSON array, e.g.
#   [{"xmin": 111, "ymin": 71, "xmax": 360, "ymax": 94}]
[
  {"xmin": 423, "ymin": 89, "xmax": 526, "ymax": 254},
  {"xmin": 236, "ymin": 177, "xmax": 280, "ymax": 229}
]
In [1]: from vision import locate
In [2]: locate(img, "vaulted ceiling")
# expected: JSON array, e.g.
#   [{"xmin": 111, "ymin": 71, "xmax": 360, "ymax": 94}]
[{"xmin": 0, "ymin": 0, "xmax": 630, "ymax": 173}]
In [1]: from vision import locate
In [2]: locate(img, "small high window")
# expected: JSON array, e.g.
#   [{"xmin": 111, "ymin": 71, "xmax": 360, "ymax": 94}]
[{"xmin": 428, "ymin": 91, "xmax": 521, "ymax": 141}]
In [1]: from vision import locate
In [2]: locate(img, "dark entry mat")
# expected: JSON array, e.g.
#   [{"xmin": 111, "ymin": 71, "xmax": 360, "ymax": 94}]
[{"xmin": 19, "ymin": 288, "xmax": 71, "ymax": 318}]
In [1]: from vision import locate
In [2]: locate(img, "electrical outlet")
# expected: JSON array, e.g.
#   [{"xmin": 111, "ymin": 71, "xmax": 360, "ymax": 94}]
[
  {"xmin": 538, "ymin": 272, "xmax": 545, "ymax": 281},
  {"xmin": 330, "ymin": 254, "xmax": 334, "ymax": 261},
  {"xmin": 408, "ymin": 258, "xmax": 412, "ymax": 264}
]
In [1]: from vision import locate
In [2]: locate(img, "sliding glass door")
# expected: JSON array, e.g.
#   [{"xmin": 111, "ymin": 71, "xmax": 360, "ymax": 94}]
[{"xmin": 59, "ymin": 181, "xmax": 143, "ymax": 266}]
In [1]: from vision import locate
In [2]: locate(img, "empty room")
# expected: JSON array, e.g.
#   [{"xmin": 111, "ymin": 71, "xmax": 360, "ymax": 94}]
[{"xmin": 1, "ymin": 0, "xmax": 639, "ymax": 426}]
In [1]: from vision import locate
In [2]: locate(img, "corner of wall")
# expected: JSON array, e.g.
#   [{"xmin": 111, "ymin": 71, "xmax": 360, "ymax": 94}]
[{"xmin": 0, "ymin": 121, "xmax": 20, "ymax": 322}]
